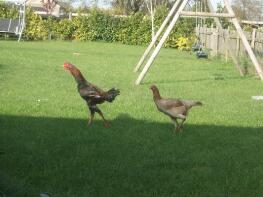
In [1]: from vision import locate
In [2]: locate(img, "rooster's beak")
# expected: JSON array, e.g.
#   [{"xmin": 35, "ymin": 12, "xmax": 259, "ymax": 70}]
[{"xmin": 63, "ymin": 63, "xmax": 70, "ymax": 70}]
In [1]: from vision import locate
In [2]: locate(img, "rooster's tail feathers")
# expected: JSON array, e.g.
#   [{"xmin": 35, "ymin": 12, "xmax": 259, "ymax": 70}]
[{"xmin": 106, "ymin": 88, "xmax": 120, "ymax": 102}]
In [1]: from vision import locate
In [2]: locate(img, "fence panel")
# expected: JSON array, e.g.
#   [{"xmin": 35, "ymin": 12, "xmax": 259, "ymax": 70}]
[{"xmin": 196, "ymin": 26, "xmax": 263, "ymax": 72}]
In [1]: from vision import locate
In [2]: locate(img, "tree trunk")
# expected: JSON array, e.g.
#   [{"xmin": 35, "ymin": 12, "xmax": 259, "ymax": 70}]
[{"xmin": 150, "ymin": 0, "xmax": 155, "ymax": 42}]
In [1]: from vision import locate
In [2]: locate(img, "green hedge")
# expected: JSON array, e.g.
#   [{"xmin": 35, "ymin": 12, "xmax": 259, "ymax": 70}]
[
  {"xmin": 0, "ymin": 3, "xmax": 18, "ymax": 18},
  {"xmin": 0, "ymin": 4, "xmax": 195, "ymax": 48}
]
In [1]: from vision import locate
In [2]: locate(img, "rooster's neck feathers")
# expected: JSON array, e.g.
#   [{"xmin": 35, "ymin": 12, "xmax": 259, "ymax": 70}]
[{"xmin": 69, "ymin": 68, "xmax": 87, "ymax": 84}]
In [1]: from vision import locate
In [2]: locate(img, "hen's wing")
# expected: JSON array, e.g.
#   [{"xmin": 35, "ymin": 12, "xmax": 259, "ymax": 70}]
[
  {"xmin": 157, "ymin": 99, "xmax": 184, "ymax": 109},
  {"xmin": 156, "ymin": 98, "xmax": 187, "ymax": 119}
]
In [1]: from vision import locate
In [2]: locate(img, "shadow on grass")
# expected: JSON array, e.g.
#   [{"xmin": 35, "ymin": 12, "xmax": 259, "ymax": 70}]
[{"xmin": 1, "ymin": 114, "xmax": 263, "ymax": 196}]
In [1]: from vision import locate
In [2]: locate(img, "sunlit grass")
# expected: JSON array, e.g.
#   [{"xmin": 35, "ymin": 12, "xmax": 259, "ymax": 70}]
[{"xmin": 1, "ymin": 41, "xmax": 263, "ymax": 196}]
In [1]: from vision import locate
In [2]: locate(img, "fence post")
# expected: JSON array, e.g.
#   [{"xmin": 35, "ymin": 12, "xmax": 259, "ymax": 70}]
[
  {"xmin": 236, "ymin": 34, "xmax": 240, "ymax": 57},
  {"xmin": 225, "ymin": 27, "xmax": 230, "ymax": 62},
  {"xmin": 211, "ymin": 27, "xmax": 219, "ymax": 56},
  {"xmin": 251, "ymin": 28, "xmax": 256, "ymax": 50},
  {"xmin": 203, "ymin": 26, "xmax": 206, "ymax": 47}
]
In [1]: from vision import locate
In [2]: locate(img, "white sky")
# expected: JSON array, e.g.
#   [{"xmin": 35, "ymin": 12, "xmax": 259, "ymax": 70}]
[{"xmin": 211, "ymin": 0, "xmax": 225, "ymax": 8}]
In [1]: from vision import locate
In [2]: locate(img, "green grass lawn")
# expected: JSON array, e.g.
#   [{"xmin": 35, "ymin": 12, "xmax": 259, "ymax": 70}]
[{"xmin": 1, "ymin": 41, "xmax": 263, "ymax": 197}]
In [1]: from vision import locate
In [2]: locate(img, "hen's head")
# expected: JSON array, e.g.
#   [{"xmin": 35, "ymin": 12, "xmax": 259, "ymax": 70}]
[
  {"xmin": 63, "ymin": 62, "xmax": 74, "ymax": 71},
  {"xmin": 150, "ymin": 85, "xmax": 158, "ymax": 91},
  {"xmin": 150, "ymin": 85, "xmax": 161, "ymax": 99}
]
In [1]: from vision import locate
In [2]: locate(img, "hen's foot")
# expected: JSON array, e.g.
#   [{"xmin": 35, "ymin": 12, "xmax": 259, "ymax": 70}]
[
  {"xmin": 173, "ymin": 126, "xmax": 180, "ymax": 134},
  {"xmin": 179, "ymin": 126, "xmax": 183, "ymax": 132}
]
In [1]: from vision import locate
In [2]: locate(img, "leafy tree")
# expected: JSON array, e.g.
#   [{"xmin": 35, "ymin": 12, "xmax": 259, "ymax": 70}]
[
  {"xmin": 42, "ymin": 0, "xmax": 58, "ymax": 14},
  {"xmin": 110, "ymin": 0, "xmax": 143, "ymax": 14},
  {"xmin": 110, "ymin": 0, "xmax": 170, "ymax": 15},
  {"xmin": 215, "ymin": 2, "xmax": 230, "ymax": 29},
  {"xmin": 232, "ymin": 0, "xmax": 263, "ymax": 20}
]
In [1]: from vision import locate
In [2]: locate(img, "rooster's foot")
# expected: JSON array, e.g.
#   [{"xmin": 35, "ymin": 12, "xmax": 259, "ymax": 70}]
[
  {"xmin": 87, "ymin": 120, "xmax": 93, "ymax": 127},
  {"xmin": 104, "ymin": 122, "xmax": 110, "ymax": 128}
]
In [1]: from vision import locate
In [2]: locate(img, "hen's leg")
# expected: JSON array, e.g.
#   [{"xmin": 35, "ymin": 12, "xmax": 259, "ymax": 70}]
[
  {"xmin": 88, "ymin": 106, "xmax": 95, "ymax": 126},
  {"xmin": 179, "ymin": 118, "xmax": 186, "ymax": 130},
  {"xmin": 94, "ymin": 107, "xmax": 110, "ymax": 128},
  {"xmin": 175, "ymin": 114, "xmax": 186, "ymax": 131},
  {"xmin": 172, "ymin": 118, "xmax": 180, "ymax": 133}
]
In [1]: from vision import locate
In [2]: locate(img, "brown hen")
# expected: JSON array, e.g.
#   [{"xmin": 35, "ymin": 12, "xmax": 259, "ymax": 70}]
[{"xmin": 150, "ymin": 85, "xmax": 202, "ymax": 132}]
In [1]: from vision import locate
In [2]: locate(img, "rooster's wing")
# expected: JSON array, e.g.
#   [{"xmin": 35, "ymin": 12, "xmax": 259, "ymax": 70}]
[{"xmin": 79, "ymin": 83, "xmax": 106, "ymax": 101}]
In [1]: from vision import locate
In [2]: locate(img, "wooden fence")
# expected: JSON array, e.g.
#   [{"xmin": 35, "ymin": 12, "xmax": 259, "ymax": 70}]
[{"xmin": 196, "ymin": 26, "xmax": 263, "ymax": 63}]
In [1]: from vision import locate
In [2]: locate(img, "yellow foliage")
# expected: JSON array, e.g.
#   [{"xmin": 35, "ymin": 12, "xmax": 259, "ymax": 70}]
[{"xmin": 175, "ymin": 36, "xmax": 192, "ymax": 51}]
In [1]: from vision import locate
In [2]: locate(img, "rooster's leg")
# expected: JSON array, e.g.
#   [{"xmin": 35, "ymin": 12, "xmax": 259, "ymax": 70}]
[
  {"xmin": 94, "ymin": 107, "xmax": 110, "ymax": 128},
  {"xmin": 88, "ymin": 112, "xmax": 95, "ymax": 126},
  {"xmin": 88, "ymin": 107, "xmax": 95, "ymax": 126}
]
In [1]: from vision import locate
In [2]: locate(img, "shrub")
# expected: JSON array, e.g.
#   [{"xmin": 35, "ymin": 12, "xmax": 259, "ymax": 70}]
[
  {"xmin": 0, "ymin": 4, "xmax": 196, "ymax": 47},
  {"xmin": 24, "ymin": 9, "xmax": 48, "ymax": 40},
  {"xmin": 176, "ymin": 36, "xmax": 193, "ymax": 51},
  {"xmin": 0, "ymin": 2, "xmax": 18, "ymax": 18},
  {"xmin": 54, "ymin": 19, "xmax": 75, "ymax": 40}
]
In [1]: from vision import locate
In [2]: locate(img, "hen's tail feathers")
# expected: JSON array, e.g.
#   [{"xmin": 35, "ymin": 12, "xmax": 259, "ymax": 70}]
[
  {"xmin": 106, "ymin": 88, "xmax": 120, "ymax": 102},
  {"xmin": 194, "ymin": 101, "xmax": 202, "ymax": 106},
  {"xmin": 184, "ymin": 100, "xmax": 203, "ymax": 108}
]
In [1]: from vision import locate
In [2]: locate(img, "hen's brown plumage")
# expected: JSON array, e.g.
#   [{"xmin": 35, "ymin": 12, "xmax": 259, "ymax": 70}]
[
  {"xmin": 64, "ymin": 62, "xmax": 120, "ymax": 127},
  {"xmin": 150, "ymin": 85, "xmax": 202, "ymax": 132}
]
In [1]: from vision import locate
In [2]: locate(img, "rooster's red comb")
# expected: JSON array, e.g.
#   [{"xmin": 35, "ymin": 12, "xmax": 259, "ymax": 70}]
[{"xmin": 63, "ymin": 61, "xmax": 72, "ymax": 70}]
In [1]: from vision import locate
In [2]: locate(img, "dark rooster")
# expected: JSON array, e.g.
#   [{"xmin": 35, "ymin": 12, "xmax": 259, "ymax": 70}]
[
  {"xmin": 63, "ymin": 62, "xmax": 120, "ymax": 127},
  {"xmin": 150, "ymin": 85, "xmax": 202, "ymax": 132}
]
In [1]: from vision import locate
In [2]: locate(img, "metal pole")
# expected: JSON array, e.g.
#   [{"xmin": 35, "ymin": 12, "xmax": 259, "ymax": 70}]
[
  {"xmin": 18, "ymin": 0, "xmax": 26, "ymax": 42},
  {"xmin": 135, "ymin": 0, "xmax": 188, "ymax": 85},
  {"xmin": 133, "ymin": 0, "xmax": 182, "ymax": 72}
]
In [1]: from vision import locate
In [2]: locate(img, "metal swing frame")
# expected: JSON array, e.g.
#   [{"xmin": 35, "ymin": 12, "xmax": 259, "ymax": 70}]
[
  {"xmin": 0, "ymin": 0, "xmax": 26, "ymax": 42},
  {"xmin": 133, "ymin": 0, "xmax": 263, "ymax": 85}
]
